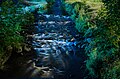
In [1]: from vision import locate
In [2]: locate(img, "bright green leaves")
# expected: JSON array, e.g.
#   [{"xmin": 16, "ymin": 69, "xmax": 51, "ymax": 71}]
[
  {"xmin": 15, "ymin": 23, "xmax": 21, "ymax": 32},
  {"xmin": 75, "ymin": 15, "xmax": 88, "ymax": 32}
]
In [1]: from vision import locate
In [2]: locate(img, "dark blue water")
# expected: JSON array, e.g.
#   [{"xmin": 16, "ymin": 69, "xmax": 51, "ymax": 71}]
[
  {"xmin": 0, "ymin": 1, "xmax": 91, "ymax": 79},
  {"xmin": 53, "ymin": 0, "xmax": 62, "ymax": 15}
]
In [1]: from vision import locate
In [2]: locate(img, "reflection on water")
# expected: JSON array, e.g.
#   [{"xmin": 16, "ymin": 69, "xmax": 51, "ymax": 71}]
[
  {"xmin": 25, "ymin": 14, "xmax": 87, "ymax": 79},
  {"xmin": 53, "ymin": 0, "xmax": 62, "ymax": 15},
  {"xmin": 0, "ymin": 0, "xmax": 87, "ymax": 78}
]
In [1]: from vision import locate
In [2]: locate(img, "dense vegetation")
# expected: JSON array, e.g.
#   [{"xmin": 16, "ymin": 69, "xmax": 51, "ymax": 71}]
[
  {"xmin": 46, "ymin": 0, "xmax": 55, "ymax": 14},
  {"xmin": 0, "ymin": 0, "xmax": 119, "ymax": 78},
  {"xmin": 64, "ymin": 0, "xmax": 120, "ymax": 78},
  {"xmin": 0, "ymin": 0, "xmax": 34, "ymax": 69}
]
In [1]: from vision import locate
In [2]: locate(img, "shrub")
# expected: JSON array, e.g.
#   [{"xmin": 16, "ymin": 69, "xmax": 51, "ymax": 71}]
[
  {"xmin": 86, "ymin": 0, "xmax": 120, "ymax": 78},
  {"xmin": 0, "ymin": 0, "xmax": 34, "ymax": 69},
  {"xmin": 64, "ymin": 0, "xmax": 120, "ymax": 78},
  {"xmin": 46, "ymin": 0, "xmax": 55, "ymax": 14}
]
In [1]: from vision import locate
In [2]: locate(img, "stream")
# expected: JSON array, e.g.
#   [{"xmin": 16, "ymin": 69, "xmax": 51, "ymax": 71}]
[
  {"xmin": 23, "ymin": 0, "xmax": 88, "ymax": 77},
  {"xmin": 25, "ymin": 14, "xmax": 87, "ymax": 79},
  {"xmin": 24, "ymin": 0, "xmax": 88, "ymax": 79},
  {"xmin": 1, "ymin": 0, "xmax": 89, "ymax": 79}
]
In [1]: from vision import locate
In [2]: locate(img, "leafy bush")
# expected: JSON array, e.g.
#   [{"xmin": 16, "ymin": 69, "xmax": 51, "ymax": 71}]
[
  {"xmin": 64, "ymin": 0, "xmax": 120, "ymax": 78},
  {"xmin": 85, "ymin": 0, "xmax": 120, "ymax": 78},
  {"xmin": 0, "ymin": 0, "xmax": 34, "ymax": 69},
  {"xmin": 46, "ymin": 0, "xmax": 65, "ymax": 15},
  {"xmin": 46, "ymin": 0, "xmax": 55, "ymax": 14},
  {"xmin": 101, "ymin": 59, "xmax": 120, "ymax": 79}
]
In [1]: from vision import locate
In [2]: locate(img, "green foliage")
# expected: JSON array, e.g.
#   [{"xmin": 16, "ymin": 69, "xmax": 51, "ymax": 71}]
[
  {"xmin": 65, "ymin": 2, "xmax": 89, "ymax": 17},
  {"xmin": 37, "ymin": 4, "xmax": 48, "ymax": 14},
  {"xmin": 46, "ymin": 0, "xmax": 55, "ymax": 14},
  {"xmin": 85, "ymin": 0, "xmax": 120, "ymax": 78},
  {"xmin": 64, "ymin": 1, "xmax": 91, "ymax": 33},
  {"xmin": 101, "ymin": 59, "xmax": 120, "ymax": 79},
  {"xmin": 46, "ymin": 0, "xmax": 66, "ymax": 14},
  {"xmin": 65, "ymin": 0, "xmax": 120, "ymax": 78},
  {"xmin": 0, "ymin": 0, "xmax": 34, "ymax": 68}
]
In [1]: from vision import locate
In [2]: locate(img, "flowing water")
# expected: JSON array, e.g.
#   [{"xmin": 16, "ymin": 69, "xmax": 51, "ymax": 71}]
[
  {"xmin": 24, "ymin": 13, "xmax": 88, "ymax": 78},
  {"xmin": 23, "ymin": 0, "xmax": 88, "ymax": 79},
  {"xmin": 53, "ymin": 0, "xmax": 62, "ymax": 15},
  {"xmin": 1, "ymin": 0, "xmax": 88, "ymax": 79}
]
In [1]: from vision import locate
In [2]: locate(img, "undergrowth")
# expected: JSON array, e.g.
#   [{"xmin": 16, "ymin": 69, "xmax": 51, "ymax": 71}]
[
  {"xmin": 64, "ymin": 0, "xmax": 120, "ymax": 78},
  {"xmin": 0, "ymin": 0, "xmax": 34, "ymax": 69}
]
